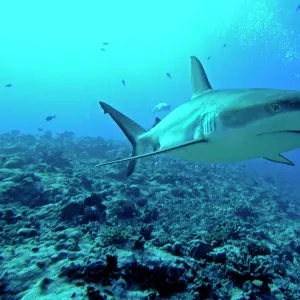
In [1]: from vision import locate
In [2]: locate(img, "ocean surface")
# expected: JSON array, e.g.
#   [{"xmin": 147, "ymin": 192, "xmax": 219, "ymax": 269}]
[{"xmin": 0, "ymin": 0, "xmax": 300, "ymax": 299}]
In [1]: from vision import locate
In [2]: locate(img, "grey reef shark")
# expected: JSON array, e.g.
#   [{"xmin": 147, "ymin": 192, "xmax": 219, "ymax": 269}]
[{"xmin": 96, "ymin": 56, "xmax": 300, "ymax": 176}]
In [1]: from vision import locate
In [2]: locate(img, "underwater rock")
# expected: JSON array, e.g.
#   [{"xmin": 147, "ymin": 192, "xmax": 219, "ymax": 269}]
[
  {"xmin": 102, "ymin": 226, "xmax": 128, "ymax": 246},
  {"xmin": 61, "ymin": 193, "xmax": 106, "ymax": 224},
  {"xmin": 39, "ymin": 277, "xmax": 54, "ymax": 292},
  {"xmin": 40, "ymin": 131, "xmax": 53, "ymax": 140},
  {"xmin": 208, "ymin": 248, "xmax": 227, "ymax": 263},
  {"xmin": 135, "ymin": 198, "xmax": 147, "ymax": 207},
  {"xmin": 17, "ymin": 227, "xmax": 38, "ymax": 238},
  {"xmin": 235, "ymin": 203, "xmax": 256, "ymax": 218},
  {"xmin": 172, "ymin": 241, "xmax": 184, "ymax": 256},
  {"xmin": 132, "ymin": 236, "xmax": 145, "ymax": 250},
  {"xmin": 55, "ymin": 238, "xmax": 80, "ymax": 252},
  {"xmin": 4, "ymin": 157, "xmax": 26, "ymax": 169},
  {"xmin": 0, "ymin": 271, "xmax": 8, "ymax": 295},
  {"xmin": 56, "ymin": 131, "xmax": 75, "ymax": 140},
  {"xmin": 252, "ymin": 279, "xmax": 263, "ymax": 288},
  {"xmin": 59, "ymin": 263, "xmax": 85, "ymax": 280},
  {"xmin": 81, "ymin": 193, "xmax": 107, "ymax": 223},
  {"xmin": 108, "ymin": 199, "xmax": 137, "ymax": 219},
  {"xmin": 0, "ymin": 172, "xmax": 45, "ymax": 207},
  {"xmin": 106, "ymin": 170, "xmax": 127, "ymax": 180},
  {"xmin": 2, "ymin": 145, "xmax": 27, "ymax": 154},
  {"xmin": 247, "ymin": 242, "xmax": 271, "ymax": 256},
  {"xmin": 121, "ymin": 259, "xmax": 188, "ymax": 297},
  {"xmin": 61, "ymin": 200, "xmax": 84, "ymax": 221},
  {"xmin": 0, "ymin": 209, "xmax": 22, "ymax": 224},
  {"xmin": 82, "ymin": 206, "xmax": 104, "ymax": 223},
  {"xmin": 140, "ymin": 224, "xmax": 153, "ymax": 240},
  {"xmin": 162, "ymin": 243, "xmax": 173, "ymax": 253},
  {"xmin": 40, "ymin": 149, "xmax": 71, "ymax": 169},
  {"xmin": 139, "ymin": 206, "xmax": 159, "ymax": 223},
  {"xmin": 84, "ymin": 193, "xmax": 106, "ymax": 208},
  {"xmin": 85, "ymin": 143, "xmax": 111, "ymax": 158},
  {"xmin": 294, "ymin": 243, "xmax": 300, "ymax": 255},
  {"xmin": 86, "ymin": 286, "xmax": 105, "ymax": 299},
  {"xmin": 60, "ymin": 254, "xmax": 118, "ymax": 286},
  {"xmin": 126, "ymin": 184, "xmax": 140, "ymax": 197},
  {"xmin": 189, "ymin": 240, "xmax": 213, "ymax": 260}
]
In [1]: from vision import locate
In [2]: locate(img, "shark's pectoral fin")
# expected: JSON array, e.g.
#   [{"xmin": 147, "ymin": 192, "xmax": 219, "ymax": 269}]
[
  {"xmin": 263, "ymin": 154, "xmax": 295, "ymax": 166},
  {"xmin": 94, "ymin": 138, "xmax": 208, "ymax": 170}
]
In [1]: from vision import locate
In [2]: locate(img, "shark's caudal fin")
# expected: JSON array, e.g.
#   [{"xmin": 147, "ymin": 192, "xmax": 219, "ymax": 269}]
[
  {"xmin": 99, "ymin": 102, "xmax": 148, "ymax": 176},
  {"xmin": 190, "ymin": 56, "xmax": 212, "ymax": 100}
]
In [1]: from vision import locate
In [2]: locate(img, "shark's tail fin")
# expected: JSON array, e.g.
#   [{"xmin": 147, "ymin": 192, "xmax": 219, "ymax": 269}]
[{"xmin": 99, "ymin": 102, "xmax": 148, "ymax": 176}]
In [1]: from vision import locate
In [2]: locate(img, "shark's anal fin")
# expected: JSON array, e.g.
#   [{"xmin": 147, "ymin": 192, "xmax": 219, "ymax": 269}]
[
  {"xmin": 190, "ymin": 56, "xmax": 212, "ymax": 100},
  {"xmin": 263, "ymin": 154, "xmax": 295, "ymax": 166}
]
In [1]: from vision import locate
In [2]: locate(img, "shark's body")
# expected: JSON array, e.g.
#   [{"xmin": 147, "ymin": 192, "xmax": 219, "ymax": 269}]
[{"xmin": 96, "ymin": 56, "xmax": 300, "ymax": 176}]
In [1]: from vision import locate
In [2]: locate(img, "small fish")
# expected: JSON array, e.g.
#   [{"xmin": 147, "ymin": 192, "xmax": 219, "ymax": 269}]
[
  {"xmin": 297, "ymin": 4, "xmax": 300, "ymax": 12},
  {"xmin": 5, "ymin": 84, "xmax": 12, "ymax": 87},
  {"xmin": 223, "ymin": 43, "xmax": 227, "ymax": 48},
  {"xmin": 122, "ymin": 80, "xmax": 126, "ymax": 86},
  {"xmin": 100, "ymin": 48, "xmax": 106, "ymax": 52},
  {"xmin": 207, "ymin": 56, "xmax": 211, "ymax": 60},
  {"xmin": 37, "ymin": 128, "xmax": 44, "ymax": 132},
  {"xmin": 166, "ymin": 72, "xmax": 171, "ymax": 79},
  {"xmin": 103, "ymin": 42, "xmax": 109, "ymax": 45},
  {"xmin": 46, "ymin": 115, "xmax": 56, "ymax": 121}
]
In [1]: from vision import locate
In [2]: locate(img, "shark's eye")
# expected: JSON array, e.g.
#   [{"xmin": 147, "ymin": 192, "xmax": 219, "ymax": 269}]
[{"xmin": 270, "ymin": 103, "xmax": 281, "ymax": 113}]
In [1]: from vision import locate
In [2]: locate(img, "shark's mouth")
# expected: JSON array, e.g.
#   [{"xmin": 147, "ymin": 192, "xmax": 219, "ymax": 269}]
[
  {"xmin": 278, "ymin": 130, "xmax": 300, "ymax": 134},
  {"xmin": 257, "ymin": 130, "xmax": 300, "ymax": 136},
  {"xmin": 286, "ymin": 130, "xmax": 300, "ymax": 133}
]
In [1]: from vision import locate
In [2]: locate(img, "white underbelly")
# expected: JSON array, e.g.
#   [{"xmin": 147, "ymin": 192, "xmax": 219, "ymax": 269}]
[{"xmin": 166, "ymin": 132, "xmax": 300, "ymax": 163}]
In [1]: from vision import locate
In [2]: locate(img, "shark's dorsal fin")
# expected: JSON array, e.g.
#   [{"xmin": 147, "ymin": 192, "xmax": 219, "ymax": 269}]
[{"xmin": 191, "ymin": 56, "xmax": 212, "ymax": 100}]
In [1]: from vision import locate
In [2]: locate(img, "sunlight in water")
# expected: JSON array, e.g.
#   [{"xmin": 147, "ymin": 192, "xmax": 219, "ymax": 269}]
[
  {"xmin": 0, "ymin": 0, "xmax": 299, "ymax": 135},
  {"xmin": 0, "ymin": 0, "xmax": 298, "ymax": 76}
]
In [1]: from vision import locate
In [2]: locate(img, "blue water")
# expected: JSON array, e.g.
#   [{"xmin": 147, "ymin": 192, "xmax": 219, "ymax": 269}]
[{"xmin": 1, "ymin": 0, "xmax": 300, "ymax": 185}]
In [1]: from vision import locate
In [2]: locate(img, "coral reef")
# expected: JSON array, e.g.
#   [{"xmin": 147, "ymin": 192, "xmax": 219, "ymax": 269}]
[{"xmin": 0, "ymin": 130, "xmax": 299, "ymax": 299}]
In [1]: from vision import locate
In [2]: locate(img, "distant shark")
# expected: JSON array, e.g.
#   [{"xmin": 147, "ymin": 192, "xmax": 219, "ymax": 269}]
[
  {"xmin": 152, "ymin": 102, "xmax": 171, "ymax": 114},
  {"xmin": 96, "ymin": 56, "xmax": 300, "ymax": 176}
]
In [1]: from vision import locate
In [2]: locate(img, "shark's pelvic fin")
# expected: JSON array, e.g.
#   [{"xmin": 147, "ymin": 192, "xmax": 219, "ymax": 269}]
[
  {"xmin": 190, "ymin": 56, "xmax": 212, "ymax": 100},
  {"xmin": 99, "ymin": 102, "xmax": 148, "ymax": 176},
  {"xmin": 94, "ymin": 138, "xmax": 208, "ymax": 173},
  {"xmin": 263, "ymin": 154, "xmax": 295, "ymax": 166}
]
